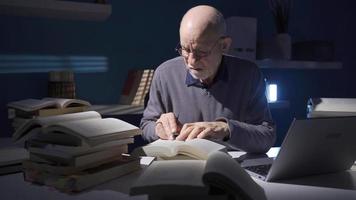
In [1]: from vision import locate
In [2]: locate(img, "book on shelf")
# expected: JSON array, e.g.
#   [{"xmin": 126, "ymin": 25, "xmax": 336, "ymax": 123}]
[
  {"xmin": 7, "ymin": 97, "xmax": 90, "ymax": 118},
  {"xmin": 24, "ymin": 154, "xmax": 141, "ymax": 192},
  {"xmin": 135, "ymin": 139, "xmax": 226, "ymax": 160},
  {"xmin": 307, "ymin": 98, "xmax": 356, "ymax": 118},
  {"xmin": 13, "ymin": 111, "xmax": 141, "ymax": 146},
  {"xmin": 120, "ymin": 69, "xmax": 154, "ymax": 106},
  {"xmin": 0, "ymin": 147, "xmax": 29, "ymax": 175},
  {"xmin": 48, "ymin": 71, "xmax": 76, "ymax": 99},
  {"xmin": 130, "ymin": 151, "xmax": 266, "ymax": 200}
]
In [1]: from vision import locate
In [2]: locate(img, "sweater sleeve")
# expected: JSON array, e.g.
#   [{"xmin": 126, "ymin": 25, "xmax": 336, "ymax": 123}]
[
  {"xmin": 217, "ymin": 68, "xmax": 276, "ymax": 153},
  {"xmin": 140, "ymin": 69, "xmax": 164, "ymax": 142}
]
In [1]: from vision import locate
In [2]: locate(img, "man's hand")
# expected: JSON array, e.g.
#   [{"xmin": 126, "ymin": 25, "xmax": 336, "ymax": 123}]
[
  {"xmin": 175, "ymin": 121, "xmax": 229, "ymax": 141},
  {"xmin": 155, "ymin": 113, "xmax": 181, "ymax": 140}
]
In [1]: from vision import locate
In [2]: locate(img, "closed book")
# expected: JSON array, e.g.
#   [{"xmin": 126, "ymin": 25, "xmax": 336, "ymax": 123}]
[
  {"xmin": 29, "ymin": 144, "xmax": 128, "ymax": 167},
  {"xmin": 26, "ymin": 137, "xmax": 134, "ymax": 157},
  {"xmin": 307, "ymin": 98, "xmax": 356, "ymax": 118}
]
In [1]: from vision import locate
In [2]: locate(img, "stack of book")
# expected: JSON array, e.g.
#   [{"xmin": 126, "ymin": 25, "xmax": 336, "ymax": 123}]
[
  {"xmin": 7, "ymin": 98, "xmax": 91, "ymax": 132},
  {"xmin": 13, "ymin": 111, "xmax": 141, "ymax": 192}
]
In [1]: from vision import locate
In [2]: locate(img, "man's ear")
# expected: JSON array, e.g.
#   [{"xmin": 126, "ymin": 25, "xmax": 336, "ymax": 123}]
[{"xmin": 221, "ymin": 36, "xmax": 232, "ymax": 53}]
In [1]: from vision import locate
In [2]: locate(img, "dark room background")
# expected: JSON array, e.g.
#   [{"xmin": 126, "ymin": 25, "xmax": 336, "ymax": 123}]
[{"xmin": 1, "ymin": 0, "xmax": 355, "ymax": 146}]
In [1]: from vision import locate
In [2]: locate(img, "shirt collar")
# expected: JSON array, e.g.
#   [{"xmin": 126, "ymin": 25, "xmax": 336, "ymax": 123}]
[{"xmin": 185, "ymin": 56, "xmax": 228, "ymax": 88}]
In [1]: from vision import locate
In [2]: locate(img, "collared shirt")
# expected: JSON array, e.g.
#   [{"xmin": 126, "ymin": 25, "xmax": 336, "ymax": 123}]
[
  {"xmin": 140, "ymin": 55, "xmax": 276, "ymax": 153},
  {"xmin": 185, "ymin": 57, "xmax": 228, "ymax": 88}
]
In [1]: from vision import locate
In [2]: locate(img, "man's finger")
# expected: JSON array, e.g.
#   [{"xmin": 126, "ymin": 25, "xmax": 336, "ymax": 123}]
[
  {"xmin": 196, "ymin": 128, "xmax": 212, "ymax": 139},
  {"xmin": 155, "ymin": 122, "xmax": 168, "ymax": 139},
  {"xmin": 168, "ymin": 115, "xmax": 178, "ymax": 133},
  {"xmin": 176, "ymin": 125, "xmax": 193, "ymax": 141},
  {"xmin": 186, "ymin": 126, "xmax": 204, "ymax": 140},
  {"xmin": 160, "ymin": 117, "xmax": 173, "ymax": 139}
]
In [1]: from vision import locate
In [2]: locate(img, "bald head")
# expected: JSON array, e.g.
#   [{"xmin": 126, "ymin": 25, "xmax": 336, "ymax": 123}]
[
  {"xmin": 180, "ymin": 5, "xmax": 226, "ymax": 44},
  {"xmin": 178, "ymin": 5, "xmax": 231, "ymax": 85}
]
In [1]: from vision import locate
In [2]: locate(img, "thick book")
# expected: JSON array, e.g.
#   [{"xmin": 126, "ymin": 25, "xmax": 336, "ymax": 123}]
[
  {"xmin": 7, "ymin": 98, "xmax": 90, "ymax": 118},
  {"xmin": 130, "ymin": 151, "xmax": 266, "ymax": 200},
  {"xmin": 24, "ymin": 155, "xmax": 141, "ymax": 192},
  {"xmin": 29, "ymin": 144, "xmax": 128, "ymax": 167},
  {"xmin": 307, "ymin": 98, "xmax": 356, "ymax": 118},
  {"xmin": 24, "ymin": 150, "xmax": 130, "ymax": 175},
  {"xmin": 13, "ymin": 111, "xmax": 141, "ymax": 146},
  {"xmin": 26, "ymin": 137, "xmax": 134, "ymax": 158},
  {"xmin": 137, "ymin": 139, "xmax": 226, "ymax": 160},
  {"xmin": 8, "ymin": 98, "xmax": 90, "ymax": 112}
]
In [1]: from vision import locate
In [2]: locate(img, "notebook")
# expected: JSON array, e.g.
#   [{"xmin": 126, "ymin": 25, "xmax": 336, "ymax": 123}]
[{"xmin": 242, "ymin": 117, "xmax": 356, "ymax": 182}]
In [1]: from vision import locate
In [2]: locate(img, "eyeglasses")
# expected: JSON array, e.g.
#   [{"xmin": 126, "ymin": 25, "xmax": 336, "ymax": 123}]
[{"xmin": 175, "ymin": 37, "xmax": 225, "ymax": 61}]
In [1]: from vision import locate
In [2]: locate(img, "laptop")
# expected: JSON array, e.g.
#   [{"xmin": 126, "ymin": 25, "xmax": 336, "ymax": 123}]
[{"xmin": 241, "ymin": 117, "xmax": 356, "ymax": 182}]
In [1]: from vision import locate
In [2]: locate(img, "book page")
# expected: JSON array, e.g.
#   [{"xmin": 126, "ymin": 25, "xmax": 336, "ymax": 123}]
[
  {"xmin": 130, "ymin": 160, "xmax": 208, "ymax": 196},
  {"xmin": 36, "ymin": 111, "xmax": 101, "ymax": 125},
  {"xmin": 141, "ymin": 139, "xmax": 226, "ymax": 160},
  {"xmin": 181, "ymin": 139, "xmax": 226, "ymax": 159},
  {"xmin": 12, "ymin": 111, "xmax": 101, "ymax": 142},
  {"xmin": 42, "ymin": 98, "xmax": 91, "ymax": 108},
  {"xmin": 43, "ymin": 117, "xmax": 140, "ymax": 141},
  {"xmin": 142, "ymin": 140, "xmax": 183, "ymax": 158},
  {"xmin": 203, "ymin": 151, "xmax": 266, "ymax": 200},
  {"xmin": 7, "ymin": 99, "xmax": 57, "ymax": 112}
]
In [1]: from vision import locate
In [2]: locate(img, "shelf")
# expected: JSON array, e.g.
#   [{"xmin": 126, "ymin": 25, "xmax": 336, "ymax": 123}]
[
  {"xmin": 0, "ymin": 0, "xmax": 111, "ymax": 21},
  {"xmin": 255, "ymin": 59, "xmax": 342, "ymax": 69}
]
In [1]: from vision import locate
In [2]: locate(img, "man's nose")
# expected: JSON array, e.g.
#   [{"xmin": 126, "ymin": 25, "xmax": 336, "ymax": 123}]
[{"xmin": 186, "ymin": 52, "xmax": 199, "ymax": 66}]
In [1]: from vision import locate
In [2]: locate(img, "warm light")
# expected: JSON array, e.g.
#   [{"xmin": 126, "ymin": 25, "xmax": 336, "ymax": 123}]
[{"xmin": 267, "ymin": 84, "xmax": 277, "ymax": 102}]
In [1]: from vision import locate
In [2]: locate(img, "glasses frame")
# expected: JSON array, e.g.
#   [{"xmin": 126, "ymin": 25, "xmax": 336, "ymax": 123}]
[{"xmin": 175, "ymin": 36, "xmax": 226, "ymax": 61}]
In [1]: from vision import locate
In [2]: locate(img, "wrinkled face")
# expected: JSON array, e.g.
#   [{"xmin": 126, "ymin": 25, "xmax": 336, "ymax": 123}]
[{"xmin": 179, "ymin": 32, "xmax": 223, "ymax": 84}]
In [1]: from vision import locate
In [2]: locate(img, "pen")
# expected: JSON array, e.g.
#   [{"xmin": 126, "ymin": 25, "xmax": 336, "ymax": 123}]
[{"xmin": 171, "ymin": 114, "xmax": 179, "ymax": 139}]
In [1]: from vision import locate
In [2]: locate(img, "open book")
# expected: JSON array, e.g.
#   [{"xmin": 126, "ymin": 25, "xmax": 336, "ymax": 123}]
[
  {"xmin": 13, "ymin": 111, "xmax": 141, "ymax": 146},
  {"xmin": 7, "ymin": 98, "xmax": 91, "ymax": 117},
  {"xmin": 130, "ymin": 151, "xmax": 266, "ymax": 200},
  {"xmin": 138, "ymin": 139, "xmax": 226, "ymax": 160},
  {"xmin": 307, "ymin": 98, "xmax": 356, "ymax": 118}
]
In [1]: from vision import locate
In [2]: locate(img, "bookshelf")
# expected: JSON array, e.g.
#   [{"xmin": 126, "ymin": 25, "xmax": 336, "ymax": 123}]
[{"xmin": 0, "ymin": 0, "xmax": 112, "ymax": 21}]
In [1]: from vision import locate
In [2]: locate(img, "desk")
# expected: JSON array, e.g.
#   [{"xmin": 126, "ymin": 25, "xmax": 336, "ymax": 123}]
[
  {"xmin": 1, "ymin": 138, "xmax": 356, "ymax": 200},
  {"xmin": 1, "ymin": 159, "xmax": 356, "ymax": 200}
]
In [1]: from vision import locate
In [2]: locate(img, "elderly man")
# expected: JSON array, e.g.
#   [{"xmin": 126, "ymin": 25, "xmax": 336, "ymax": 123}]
[{"xmin": 140, "ymin": 5, "xmax": 275, "ymax": 153}]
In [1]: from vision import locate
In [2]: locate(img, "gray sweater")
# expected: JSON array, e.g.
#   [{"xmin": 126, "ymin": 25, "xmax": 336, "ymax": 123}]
[{"xmin": 140, "ymin": 55, "xmax": 276, "ymax": 153}]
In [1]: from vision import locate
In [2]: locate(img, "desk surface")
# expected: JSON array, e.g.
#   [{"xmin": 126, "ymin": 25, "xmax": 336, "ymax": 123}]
[
  {"xmin": 1, "ymin": 166, "xmax": 356, "ymax": 200},
  {"xmin": 1, "ymin": 139, "xmax": 356, "ymax": 200}
]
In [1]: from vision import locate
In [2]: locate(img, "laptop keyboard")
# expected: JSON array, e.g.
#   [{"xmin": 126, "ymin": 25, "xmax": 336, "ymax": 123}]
[{"xmin": 244, "ymin": 164, "xmax": 272, "ymax": 176}]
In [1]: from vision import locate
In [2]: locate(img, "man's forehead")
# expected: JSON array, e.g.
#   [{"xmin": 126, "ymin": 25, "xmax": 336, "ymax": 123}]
[{"xmin": 180, "ymin": 31, "xmax": 218, "ymax": 47}]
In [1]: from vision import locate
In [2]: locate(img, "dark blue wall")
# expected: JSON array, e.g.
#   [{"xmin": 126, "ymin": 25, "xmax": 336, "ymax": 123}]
[{"xmin": 1, "ymin": 0, "xmax": 356, "ymax": 146}]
